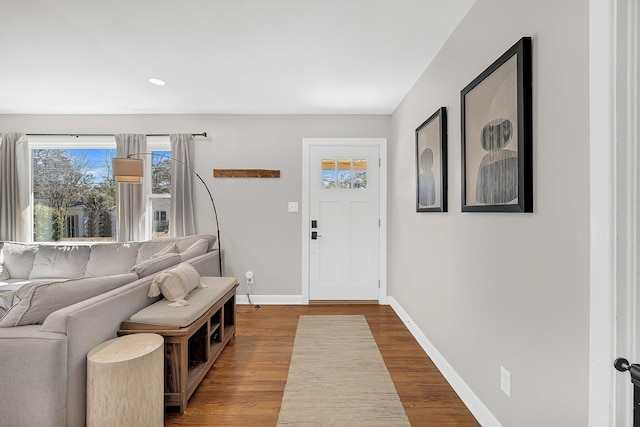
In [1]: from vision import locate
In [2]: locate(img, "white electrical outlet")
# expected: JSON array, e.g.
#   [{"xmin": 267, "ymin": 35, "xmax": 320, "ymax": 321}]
[
  {"xmin": 288, "ymin": 202, "xmax": 299, "ymax": 212},
  {"xmin": 245, "ymin": 271, "xmax": 254, "ymax": 285},
  {"xmin": 500, "ymin": 366, "xmax": 511, "ymax": 397}
]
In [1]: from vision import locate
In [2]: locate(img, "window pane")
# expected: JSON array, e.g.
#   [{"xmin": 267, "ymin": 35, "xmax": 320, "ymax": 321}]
[
  {"xmin": 321, "ymin": 159, "xmax": 336, "ymax": 189},
  {"xmin": 152, "ymin": 151, "xmax": 171, "ymax": 194},
  {"xmin": 337, "ymin": 159, "xmax": 352, "ymax": 189},
  {"xmin": 151, "ymin": 198, "xmax": 170, "ymax": 239},
  {"xmin": 353, "ymin": 159, "xmax": 367, "ymax": 189},
  {"xmin": 319, "ymin": 158, "xmax": 368, "ymax": 190},
  {"xmin": 33, "ymin": 148, "xmax": 117, "ymax": 242}
]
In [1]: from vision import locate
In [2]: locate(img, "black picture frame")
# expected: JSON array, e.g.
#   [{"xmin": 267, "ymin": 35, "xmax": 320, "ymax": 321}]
[
  {"xmin": 461, "ymin": 37, "xmax": 532, "ymax": 213},
  {"xmin": 416, "ymin": 107, "xmax": 447, "ymax": 212}
]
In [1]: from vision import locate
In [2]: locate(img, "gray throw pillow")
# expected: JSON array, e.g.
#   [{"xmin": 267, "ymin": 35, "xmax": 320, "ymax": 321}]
[
  {"xmin": 173, "ymin": 234, "xmax": 216, "ymax": 253},
  {"xmin": 0, "ymin": 243, "xmax": 7, "ymax": 280},
  {"xmin": 0, "ymin": 264, "xmax": 8, "ymax": 281},
  {"xmin": 85, "ymin": 243, "xmax": 139, "ymax": 277},
  {"xmin": 1, "ymin": 242, "xmax": 38, "ymax": 279},
  {"xmin": 130, "ymin": 253, "xmax": 181, "ymax": 278},
  {"xmin": 0, "ymin": 296, "xmax": 7, "ymax": 318},
  {"xmin": 137, "ymin": 242, "xmax": 177, "ymax": 263},
  {"xmin": 179, "ymin": 239, "xmax": 209, "ymax": 262},
  {"xmin": 0, "ymin": 273, "xmax": 138, "ymax": 327}
]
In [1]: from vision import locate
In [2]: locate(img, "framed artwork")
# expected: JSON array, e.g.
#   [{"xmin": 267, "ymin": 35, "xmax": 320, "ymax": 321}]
[
  {"xmin": 416, "ymin": 107, "xmax": 447, "ymax": 212},
  {"xmin": 461, "ymin": 37, "xmax": 532, "ymax": 213}
]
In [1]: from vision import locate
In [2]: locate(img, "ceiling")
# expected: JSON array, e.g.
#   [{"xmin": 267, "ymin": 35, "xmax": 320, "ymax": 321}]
[{"xmin": 1, "ymin": 0, "xmax": 475, "ymax": 115}]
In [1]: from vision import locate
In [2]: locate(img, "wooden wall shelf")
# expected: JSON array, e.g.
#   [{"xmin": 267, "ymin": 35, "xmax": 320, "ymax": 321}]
[{"xmin": 213, "ymin": 169, "xmax": 280, "ymax": 178}]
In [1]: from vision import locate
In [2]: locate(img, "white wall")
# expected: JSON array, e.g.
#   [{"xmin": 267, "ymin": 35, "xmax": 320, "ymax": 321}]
[
  {"xmin": 0, "ymin": 114, "xmax": 389, "ymax": 296},
  {"xmin": 389, "ymin": 0, "xmax": 590, "ymax": 425}
]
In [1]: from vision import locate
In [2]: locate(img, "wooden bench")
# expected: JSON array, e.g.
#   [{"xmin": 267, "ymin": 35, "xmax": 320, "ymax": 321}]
[{"xmin": 118, "ymin": 276, "xmax": 238, "ymax": 413}]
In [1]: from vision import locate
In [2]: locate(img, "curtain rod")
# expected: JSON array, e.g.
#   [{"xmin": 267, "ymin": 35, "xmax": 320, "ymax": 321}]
[{"xmin": 26, "ymin": 132, "xmax": 207, "ymax": 138}]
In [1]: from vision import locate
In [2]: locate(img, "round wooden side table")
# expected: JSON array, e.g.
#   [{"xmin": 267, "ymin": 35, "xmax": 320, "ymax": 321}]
[{"xmin": 87, "ymin": 333, "xmax": 164, "ymax": 427}]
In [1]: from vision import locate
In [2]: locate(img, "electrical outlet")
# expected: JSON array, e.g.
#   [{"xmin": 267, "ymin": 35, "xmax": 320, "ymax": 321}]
[
  {"xmin": 245, "ymin": 271, "xmax": 254, "ymax": 285},
  {"xmin": 288, "ymin": 202, "xmax": 299, "ymax": 212},
  {"xmin": 500, "ymin": 366, "xmax": 511, "ymax": 397}
]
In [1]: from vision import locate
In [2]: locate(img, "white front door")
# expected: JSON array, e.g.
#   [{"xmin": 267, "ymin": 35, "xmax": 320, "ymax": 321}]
[{"xmin": 304, "ymin": 140, "xmax": 384, "ymax": 301}]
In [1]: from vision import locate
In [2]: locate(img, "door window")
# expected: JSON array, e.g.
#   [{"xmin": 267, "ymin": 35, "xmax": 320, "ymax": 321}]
[{"xmin": 321, "ymin": 159, "xmax": 367, "ymax": 190}]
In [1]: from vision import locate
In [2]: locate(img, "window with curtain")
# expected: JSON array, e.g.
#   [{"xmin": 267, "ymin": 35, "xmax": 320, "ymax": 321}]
[{"xmin": 30, "ymin": 136, "xmax": 171, "ymax": 242}]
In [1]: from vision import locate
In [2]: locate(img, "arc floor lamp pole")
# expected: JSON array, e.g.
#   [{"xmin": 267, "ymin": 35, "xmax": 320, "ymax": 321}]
[{"xmin": 112, "ymin": 153, "xmax": 222, "ymax": 276}]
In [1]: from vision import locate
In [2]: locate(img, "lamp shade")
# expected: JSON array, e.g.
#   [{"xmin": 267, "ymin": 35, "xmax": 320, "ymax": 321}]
[{"xmin": 112, "ymin": 158, "xmax": 144, "ymax": 183}]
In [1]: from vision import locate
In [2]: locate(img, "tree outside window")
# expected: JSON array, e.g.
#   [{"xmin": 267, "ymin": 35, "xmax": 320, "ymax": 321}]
[
  {"xmin": 33, "ymin": 149, "xmax": 117, "ymax": 242},
  {"xmin": 32, "ymin": 145, "xmax": 172, "ymax": 243}
]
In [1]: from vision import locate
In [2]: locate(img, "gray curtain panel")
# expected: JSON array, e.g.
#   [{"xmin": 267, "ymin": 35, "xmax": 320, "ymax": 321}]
[
  {"xmin": 115, "ymin": 134, "xmax": 147, "ymax": 242},
  {"xmin": 169, "ymin": 134, "xmax": 196, "ymax": 237},
  {"xmin": 0, "ymin": 133, "xmax": 30, "ymax": 241}
]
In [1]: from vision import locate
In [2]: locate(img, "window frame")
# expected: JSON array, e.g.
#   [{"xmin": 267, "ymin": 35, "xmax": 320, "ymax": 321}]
[{"xmin": 29, "ymin": 135, "xmax": 171, "ymax": 242}]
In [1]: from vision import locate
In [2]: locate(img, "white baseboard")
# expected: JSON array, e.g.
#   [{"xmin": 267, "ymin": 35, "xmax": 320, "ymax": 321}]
[
  {"xmin": 236, "ymin": 294, "xmax": 303, "ymax": 305},
  {"xmin": 388, "ymin": 297, "xmax": 502, "ymax": 427}
]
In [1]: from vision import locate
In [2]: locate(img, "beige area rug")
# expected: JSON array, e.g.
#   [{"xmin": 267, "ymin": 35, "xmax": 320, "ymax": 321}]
[{"xmin": 277, "ymin": 315, "xmax": 411, "ymax": 426}]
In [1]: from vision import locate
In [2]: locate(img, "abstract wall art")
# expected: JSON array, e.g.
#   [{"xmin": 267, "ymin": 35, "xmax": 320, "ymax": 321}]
[
  {"xmin": 461, "ymin": 37, "xmax": 532, "ymax": 213},
  {"xmin": 416, "ymin": 107, "xmax": 447, "ymax": 212}
]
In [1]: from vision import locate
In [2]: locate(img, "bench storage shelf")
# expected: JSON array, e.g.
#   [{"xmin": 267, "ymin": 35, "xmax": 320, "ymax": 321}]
[{"xmin": 118, "ymin": 276, "xmax": 238, "ymax": 412}]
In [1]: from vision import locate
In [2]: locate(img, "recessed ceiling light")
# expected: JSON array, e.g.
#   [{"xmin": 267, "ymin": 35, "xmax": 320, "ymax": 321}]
[{"xmin": 148, "ymin": 77, "xmax": 166, "ymax": 86}]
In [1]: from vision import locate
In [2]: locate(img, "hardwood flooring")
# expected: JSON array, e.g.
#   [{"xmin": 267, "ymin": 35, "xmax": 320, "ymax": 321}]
[{"xmin": 164, "ymin": 304, "xmax": 480, "ymax": 426}]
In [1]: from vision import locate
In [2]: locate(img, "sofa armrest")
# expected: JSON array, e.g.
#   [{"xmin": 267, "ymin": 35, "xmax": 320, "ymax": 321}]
[
  {"xmin": 40, "ymin": 275, "xmax": 162, "ymax": 427},
  {"xmin": 0, "ymin": 326, "xmax": 68, "ymax": 427}
]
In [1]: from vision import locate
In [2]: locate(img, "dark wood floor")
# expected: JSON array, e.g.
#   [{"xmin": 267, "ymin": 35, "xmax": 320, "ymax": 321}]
[{"xmin": 165, "ymin": 304, "xmax": 480, "ymax": 426}]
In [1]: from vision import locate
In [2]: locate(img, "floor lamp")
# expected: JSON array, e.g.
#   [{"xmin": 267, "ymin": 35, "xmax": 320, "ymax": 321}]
[{"xmin": 112, "ymin": 153, "xmax": 223, "ymax": 276}]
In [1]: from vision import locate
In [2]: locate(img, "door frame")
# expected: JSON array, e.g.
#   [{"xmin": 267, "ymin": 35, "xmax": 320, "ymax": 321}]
[
  {"xmin": 589, "ymin": 0, "xmax": 639, "ymax": 425},
  {"xmin": 301, "ymin": 138, "xmax": 387, "ymax": 304}
]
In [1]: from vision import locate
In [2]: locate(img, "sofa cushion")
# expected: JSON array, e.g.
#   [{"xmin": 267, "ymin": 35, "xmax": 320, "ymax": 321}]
[
  {"xmin": 29, "ymin": 245, "xmax": 91, "ymax": 279},
  {"xmin": 0, "ymin": 273, "xmax": 138, "ymax": 327},
  {"xmin": 137, "ymin": 241, "xmax": 177, "ymax": 263},
  {"xmin": 131, "ymin": 276, "xmax": 237, "ymax": 327},
  {"xmin": 147, "ymin": 263, "xmax": 201, "ymax": 305},
  {"xmin": 179, "ymin": 238, "xmax": 209, "ymax": 262},
  {"xmin": 130, "ymin": 252, "xmax": 181, "ymax": 278},
  {"xmin": 85, "ymin": 243, "xmax": 139, "ymax": 277},
  {"xmin": 1, "ymin": 242, "xmax": 38, "ymax": 279}
]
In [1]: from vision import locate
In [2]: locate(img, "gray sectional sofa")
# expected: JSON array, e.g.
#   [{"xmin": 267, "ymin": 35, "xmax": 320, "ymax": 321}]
[{"xmin": 0, "ymin": 234, "xmax": 220, "ymax": 427}]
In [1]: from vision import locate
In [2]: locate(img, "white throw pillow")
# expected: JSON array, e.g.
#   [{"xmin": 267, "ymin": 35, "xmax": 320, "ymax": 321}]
[{"xmin": 148, "ymin": 263, "xmax": 205, "ymax": 307}]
